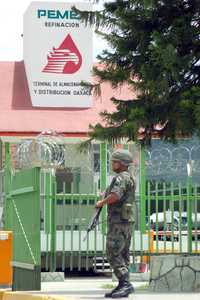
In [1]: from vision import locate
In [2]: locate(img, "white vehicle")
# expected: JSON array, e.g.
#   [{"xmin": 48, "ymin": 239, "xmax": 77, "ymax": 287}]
[
  {"xmin": 148, "ymin": 211, "xmax": 200, "ymax": 229},
  {"xmin": 149, "ymin": 211, "xmax": 179, "ymax": 224}
]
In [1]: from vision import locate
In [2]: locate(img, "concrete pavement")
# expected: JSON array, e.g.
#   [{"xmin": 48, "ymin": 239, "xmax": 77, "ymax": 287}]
[{"xmin": 29, "ymin": 277, "xmax": 200, "ymax": 300}]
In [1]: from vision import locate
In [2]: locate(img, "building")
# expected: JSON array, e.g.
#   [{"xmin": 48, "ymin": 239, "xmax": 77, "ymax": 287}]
[{"xmin": 0, "ymin": 60, "xmax": 139, "ymax": 193}]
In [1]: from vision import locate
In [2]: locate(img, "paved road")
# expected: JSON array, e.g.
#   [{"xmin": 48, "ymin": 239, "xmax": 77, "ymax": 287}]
[{"xmin": 29, "ymin": 277, "xmax": 200, "ymax": 300}]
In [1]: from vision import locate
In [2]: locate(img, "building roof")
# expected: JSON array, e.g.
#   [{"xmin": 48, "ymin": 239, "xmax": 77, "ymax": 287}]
[{"xmin": 0, "ymin": 61, "xmax": 135, "ymax": 136}]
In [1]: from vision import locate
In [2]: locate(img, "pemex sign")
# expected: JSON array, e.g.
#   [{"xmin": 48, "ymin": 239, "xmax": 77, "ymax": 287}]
[{"xmin": 23, "ymin": 2, "xmax": 93, "ymax": 107}]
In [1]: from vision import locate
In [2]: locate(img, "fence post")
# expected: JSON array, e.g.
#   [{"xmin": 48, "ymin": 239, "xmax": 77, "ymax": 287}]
[
  {"xmin": 45, "ymin": 170, "xmax": 57, "ymax": 272},
  {"xmin": 140, "ymin": 145, "xmax": 146, "ymax": 233},
  {"xmin": 100, "ymin": 143, "xmax": 107, "ymax": 235},
  {"xmin": 187, "ymin": 174, "xmax": 193, "ymax": 253},
  {"xmin": 4, "ymin": 143, "xmax": 12, "ymax": 230},
  {"xmin": 50, "ymin": 172, "xmax": 57, "ymax": 271}
]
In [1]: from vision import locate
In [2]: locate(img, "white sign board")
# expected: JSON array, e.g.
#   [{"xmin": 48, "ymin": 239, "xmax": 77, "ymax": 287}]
[{"xmin": 24, "ymin": 2, "xmax": 93, "ymax": 107}]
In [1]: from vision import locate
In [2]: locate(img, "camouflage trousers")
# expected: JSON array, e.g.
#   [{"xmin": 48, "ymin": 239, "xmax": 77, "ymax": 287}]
[{"xmin": 106, "ymin": 222, "xmax": 132, "ymax": 280}]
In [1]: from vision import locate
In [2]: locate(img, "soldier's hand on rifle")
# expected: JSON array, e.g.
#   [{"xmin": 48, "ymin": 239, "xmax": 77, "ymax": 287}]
[
  {"xmin": 99, "ymin": 191, "xmax": 105, "ymax": 199},
  {"xmin": 95, "ymin": 200, "xmax": 104, "ymax": 208},
  {"xmin": 96, "ymin": 193, "xmax": 119, "ymax": 208}
]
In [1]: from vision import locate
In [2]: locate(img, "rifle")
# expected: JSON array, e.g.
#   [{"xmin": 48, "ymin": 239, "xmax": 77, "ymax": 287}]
[{"xmin": 83, "ymin": 207, "xmax": 102, "ymax": 241}]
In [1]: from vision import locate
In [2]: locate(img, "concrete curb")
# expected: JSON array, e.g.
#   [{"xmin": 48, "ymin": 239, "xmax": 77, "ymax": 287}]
[
  {"xmin": 0, "ymin": 290, "xmax": 76, "ymax": 300},
  {"xmin": 41, "ymin": 273, "xmax": 65, "ymax": 282}
]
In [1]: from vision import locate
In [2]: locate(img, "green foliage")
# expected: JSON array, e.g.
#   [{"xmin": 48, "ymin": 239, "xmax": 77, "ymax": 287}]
[{"xmin": 75, "ymin": 0, "xmax": 200, "ymax": 145}]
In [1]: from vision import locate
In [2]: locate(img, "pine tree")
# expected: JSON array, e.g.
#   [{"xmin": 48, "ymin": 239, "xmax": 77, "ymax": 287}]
[{"xmin": 74, "ymin": 0, "xmax": 200, "ymax": 145}]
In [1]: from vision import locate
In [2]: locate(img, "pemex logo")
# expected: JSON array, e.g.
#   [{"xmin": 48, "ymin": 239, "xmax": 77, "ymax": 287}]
[{"xmin": 42, "ymin": 34, "xmax": 82, "ymax": 74}]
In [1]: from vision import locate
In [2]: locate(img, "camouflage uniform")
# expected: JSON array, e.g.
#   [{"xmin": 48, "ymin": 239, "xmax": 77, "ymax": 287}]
[{"xmin": 105, "ymin": 169, "xmax": 135, "ymax": 282}]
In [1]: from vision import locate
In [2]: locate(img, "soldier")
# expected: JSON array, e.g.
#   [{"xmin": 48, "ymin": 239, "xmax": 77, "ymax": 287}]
[{"xmin": 96, "ymin": 149, "xmax": 135, "ymax": 298}]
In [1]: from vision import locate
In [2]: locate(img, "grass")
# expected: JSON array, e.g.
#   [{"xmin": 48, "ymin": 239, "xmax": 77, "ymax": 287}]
[
  {"xmin": 100, "ymin": 284, "xmax": 116, "ymax": 289},
  {"xmin": 100, "ymin": 283, "xmax": 149, "ymax": 291},
  {"xmin": 135, "ymin": 283, "xmax": 149, "ymax": 290}
]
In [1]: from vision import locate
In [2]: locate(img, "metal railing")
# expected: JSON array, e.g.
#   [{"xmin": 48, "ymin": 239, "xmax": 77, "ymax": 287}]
[
  {"xmin": 3, "ymin": 140, "xmax": 200, "ymax": 273},
  {"xmin": 39, "ymin": 169, "xmax": 200, "ymax": 271},
  {"xmin": 145, "ymin": 181, "xmax": 200, "ymax": 255},
  {"xmin": 0, "ymin": 170, "xmax": 4, "ymax": 229},
  {"xmin": 40, "ymin": 171, "xmax": 151, "ymax": 271}
]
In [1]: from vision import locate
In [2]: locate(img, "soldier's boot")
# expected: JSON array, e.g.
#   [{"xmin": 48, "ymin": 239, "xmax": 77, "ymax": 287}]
[
  {"xmin": 111, "ymin": 274, "xmax": 134, "ymax": 298},
  {"xmin": 104, "ymin": 281, "xmax": 122, "ymax": 298}
]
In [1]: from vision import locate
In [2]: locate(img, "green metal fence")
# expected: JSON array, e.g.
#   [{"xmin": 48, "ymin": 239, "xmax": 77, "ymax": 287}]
[
  {"xmin": 2, "ymin": 139, "xmax": 200, "ymax": 274},
  {"xmin": 40, "ymin": 175, "xmax": 143, "ymax": 272},
  {"xmin": 41, "ymin": 187, "xmax": 105, "ymax": 271},
  {"xmin": 39, "ymin": 143, "xmax": 143, "ymax": 272},
  {"xmin": 144, "ymin": 180, "xmax": 200, "ymax": 254},
  {"xmin": 141, "ymin": 139, "xmax": 200, "ymax": 256}
]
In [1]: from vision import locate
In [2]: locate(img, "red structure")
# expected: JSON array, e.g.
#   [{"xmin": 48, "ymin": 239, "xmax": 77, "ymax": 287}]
[{"xmin": 0, "ymin": 61, "xmax": 135, "ymax": 138}]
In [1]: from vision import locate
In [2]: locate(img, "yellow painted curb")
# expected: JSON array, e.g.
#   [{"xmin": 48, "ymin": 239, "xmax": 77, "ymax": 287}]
[
  {"xmin": 0, "ymin": 290, "xmax": 5, "ymax": 300},
  {"xmin": 2, "ymin": 292, "xmax": 75, "ymax": 300}
]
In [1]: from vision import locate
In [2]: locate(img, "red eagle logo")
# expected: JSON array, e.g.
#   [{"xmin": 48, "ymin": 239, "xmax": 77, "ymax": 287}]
[{"xmin": 42, "ymin": 34, "xmax": 82, "ymax": 74}]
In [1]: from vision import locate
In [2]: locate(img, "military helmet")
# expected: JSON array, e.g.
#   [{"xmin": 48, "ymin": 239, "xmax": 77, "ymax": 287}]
[{"xmin": 111, "ymin": 149, "xmax": 133, "ymax": 166}]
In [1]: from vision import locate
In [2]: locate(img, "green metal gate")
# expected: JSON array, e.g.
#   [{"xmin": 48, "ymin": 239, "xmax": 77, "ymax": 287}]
[
  {"xmin": 4, "ymin": 143, "xmax": 41, "ymax": 290},
  {"xmin": 40, "ymin": 143, "xmax": 109, "ymax": 272},
  {"xmin": 40, "ymin": 142, "xmax": 142, "ymax": 271}
]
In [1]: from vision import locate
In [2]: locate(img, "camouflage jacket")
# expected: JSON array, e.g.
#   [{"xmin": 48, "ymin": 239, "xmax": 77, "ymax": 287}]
[{"xmin": 105, "ymin": 171, "xmax": 135, "ymax": 224}]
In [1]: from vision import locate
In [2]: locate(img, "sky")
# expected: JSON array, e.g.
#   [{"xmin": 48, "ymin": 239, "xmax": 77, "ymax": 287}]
[{"xmin": 0, "ymin": 0, "xmax": 108, "ymax": 61}]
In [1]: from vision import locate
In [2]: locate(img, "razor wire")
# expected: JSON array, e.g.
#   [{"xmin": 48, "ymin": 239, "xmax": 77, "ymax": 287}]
[
  {"xmin": 15, "ymin": 130, "xmax": 65, "ymax": 170},
  {"xmin": 145, "ymin": 145, "xmax": 200, "ymax": 176}
]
